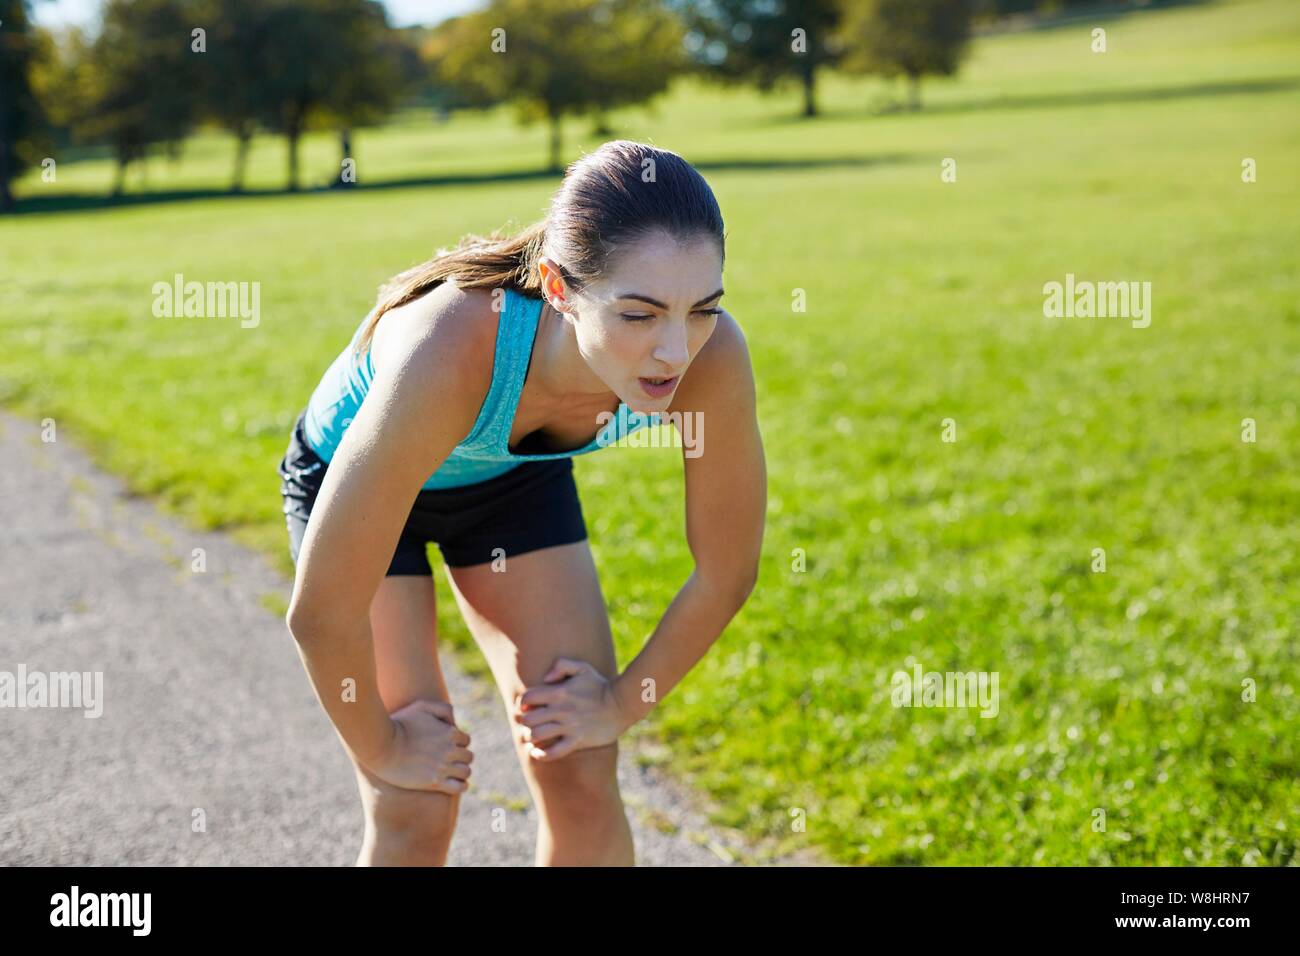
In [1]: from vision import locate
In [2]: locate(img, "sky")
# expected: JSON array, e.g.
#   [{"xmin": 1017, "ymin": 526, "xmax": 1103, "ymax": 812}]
[{"xmin": 30, "ymin": 0, "xmax": 487, "ymax": 30}]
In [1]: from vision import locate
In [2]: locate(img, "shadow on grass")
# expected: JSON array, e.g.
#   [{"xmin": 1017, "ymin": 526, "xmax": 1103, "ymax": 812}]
[
  {"xmin": 3, "ymin": 152, "xmax": 919, "ymax": 219},
  {"xmin": 751, "ymin": 74, "xmax": 1300, "ymax": 127},
  {"xmin": 976, "ymin": 0, "xmax": 1209, "ymax": 37},
  {"xmin": 910, "ymin": 74, "xmax": 1300, "ymax": 119}
]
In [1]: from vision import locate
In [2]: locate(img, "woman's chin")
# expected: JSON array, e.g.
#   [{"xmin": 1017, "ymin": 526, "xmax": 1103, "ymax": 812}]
[{"xmin": 624, "ymin": 397, "xmax": 663, "ymax": 416}]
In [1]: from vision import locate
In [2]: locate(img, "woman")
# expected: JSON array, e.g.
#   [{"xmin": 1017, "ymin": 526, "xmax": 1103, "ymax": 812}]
[{"xmin": 278, "ymin": 140, "xmax": 766, "ymax": 866}]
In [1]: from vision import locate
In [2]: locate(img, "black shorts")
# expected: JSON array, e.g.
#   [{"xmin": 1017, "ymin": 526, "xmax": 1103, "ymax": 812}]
[{"xmin": 276, "ymin": 409, "xmax": 588, "ymax": 574}]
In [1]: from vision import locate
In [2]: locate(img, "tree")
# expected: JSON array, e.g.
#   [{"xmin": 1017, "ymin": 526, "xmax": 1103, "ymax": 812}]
[
  {"xmin": 669, "ymin": 0, "xmax": 846, "ymax": 118},
  {"xmin": 58, "ymin": 0, "xmax": 202, "ymax": 195},
  {"xmin": 252, "ymin": 0, "xmax": 397, "ymax": 191},
  {"xmin": 419, "ymin": 16, "xmax": 503, "ymax": 116},
  {"xmin": 433, "ymin": 0, "xmax": 685, "ymax": 172},
  {"xmin": 0, "ymin": 0, "xmax": 50, "ymax": 211},
  {"xmin": 320, "ymin": 4, "xmax": 410, "ymax": 189},
  {"xmin": 838, "ymin": 0, "xmax": 974, "ymax": 111},
  {"xmin": 195, "ymin": 0, "xmax": 406, "ymax": 192},
  {"xmin": 196, "ymin": 0, "xmax": 272, "ymax": 192}
]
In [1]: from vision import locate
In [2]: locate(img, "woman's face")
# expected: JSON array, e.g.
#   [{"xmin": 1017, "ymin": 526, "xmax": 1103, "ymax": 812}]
[{"xmin": 544, "ymin": 232, "xmax": 725, "ymax": 415}]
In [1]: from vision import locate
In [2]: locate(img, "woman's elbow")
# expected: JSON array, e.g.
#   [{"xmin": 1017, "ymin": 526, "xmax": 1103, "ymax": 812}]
[{"xmin": 700, "ymin": 562, "xmax": 759, "ymax": 608}]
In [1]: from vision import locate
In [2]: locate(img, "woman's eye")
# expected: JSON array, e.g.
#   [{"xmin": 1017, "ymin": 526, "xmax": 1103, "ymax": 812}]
[{"xmin": 621, "ymin": 309, "xmax": 720, "ymax": 321}]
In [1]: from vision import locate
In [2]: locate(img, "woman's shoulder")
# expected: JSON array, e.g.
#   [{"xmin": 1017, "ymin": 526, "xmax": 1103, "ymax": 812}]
[{"xmin": 368, "ymin": 280, "xmax": 505, "ymax": 388}]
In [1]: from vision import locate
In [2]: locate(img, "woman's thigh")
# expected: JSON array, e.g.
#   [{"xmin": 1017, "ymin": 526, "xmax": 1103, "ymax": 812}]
[
  {"xmin": 444, "ymin": 541, "xmax": 620, "ymax": 779},
  {"xmin": 445, "ymin": 540, "xmax": 617, "ymax": 706},
  {"xmin": 368, "ymin": 574, "xmax": 449, "ymax": 711}
]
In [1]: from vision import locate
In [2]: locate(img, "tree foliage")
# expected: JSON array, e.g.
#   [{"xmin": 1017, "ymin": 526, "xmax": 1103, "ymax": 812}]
[
  {"xmin": 433, "ymin": 0, "xmax": 685, "ymax": 171},
  {"xmin": 242, "ymin": 0, "xmax": 398, "ymax": 191},
  {"xmin": 838, "ymin": 0, "xmax": 973, "ymax": 109},
  {"xmin": 0, "ymin": 0, "xmax": 52, "ymax": 210},
  {"xmin": 669, "ymin": 0, "xmax": 846, "ymax": 118},
  {"xmin": 54, "ymin": 0, "xmax": 202, "ymax": 194}
]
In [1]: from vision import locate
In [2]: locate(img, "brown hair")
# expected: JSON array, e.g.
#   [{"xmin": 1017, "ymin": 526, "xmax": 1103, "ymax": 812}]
[{"xmin": 353, "ymin": 140, "xmax": 726, "ymax": 356}]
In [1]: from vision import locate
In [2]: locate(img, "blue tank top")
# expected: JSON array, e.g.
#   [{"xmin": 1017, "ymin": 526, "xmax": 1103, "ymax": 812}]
[{"xmin": 302, "ymin": 286, "xmax": 662, "ymax": 489}]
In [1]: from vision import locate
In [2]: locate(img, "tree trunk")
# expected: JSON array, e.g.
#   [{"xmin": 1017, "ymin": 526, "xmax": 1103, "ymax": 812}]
[
  {"xmin": 908, "ymin": 73, "xmax": 922, "ymax": 111},
  {"xmin": 111, "ymin": 155, "xmax": 127, "ymax": 197},
  {"xmin": 231, "ymin": 129, "xmax": 252, "ymax": 193},
  {"xmin": 802, "ymin": 63, "xmax": 817, "ymax": 117},
  {"xmin": 0, "ymin": 140, "xmax": 13, "ymax": 213},
  {"xmin": 0, "ymin": 89, "xmax": 13, "ymax": 212},
  {"xmin": 338, "ymin": 127, "xmax": 353, "ymax": 188},
  {"xmin": 548, "ymin": 110, "xmax": 562, "ymax": 173},
  {"xmin": 287, "ymin": 126, "xmax": 300, "ymax": 192}
]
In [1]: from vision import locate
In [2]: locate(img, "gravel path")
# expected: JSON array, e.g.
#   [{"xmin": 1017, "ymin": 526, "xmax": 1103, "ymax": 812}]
[{"xmin": 0, "ymin": 409, "xmax": 815, "ymax": 866}]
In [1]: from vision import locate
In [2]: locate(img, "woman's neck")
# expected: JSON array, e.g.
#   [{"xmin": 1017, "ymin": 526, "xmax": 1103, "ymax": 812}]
[{"xmin": 533, "ymin": 298, "xmax": 619, "ymax": 406}]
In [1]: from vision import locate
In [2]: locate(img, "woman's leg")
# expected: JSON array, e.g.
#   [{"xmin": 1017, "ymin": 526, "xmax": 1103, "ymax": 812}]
[
  {"xmin": 350, "ymin": 573, "xmax": 462, "ymax": 866},
  {"xmin": 444, "ymin": 541, "xmax": 635, "ymax": 866},
  {"xmin": 282, "ymin": 444, "xmax": 459, "ymax": 865}
]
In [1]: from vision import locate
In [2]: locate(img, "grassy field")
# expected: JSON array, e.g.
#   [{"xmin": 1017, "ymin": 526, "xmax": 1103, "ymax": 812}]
[{"xmin": 3, "ymin": 0, "xmax": 1298, "ymax": 864}]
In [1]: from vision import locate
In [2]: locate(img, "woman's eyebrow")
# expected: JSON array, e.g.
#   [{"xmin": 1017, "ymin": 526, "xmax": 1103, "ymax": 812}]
[{"xmin": 616, "ymin": 288, "xmax": 725, "ymax": 309}]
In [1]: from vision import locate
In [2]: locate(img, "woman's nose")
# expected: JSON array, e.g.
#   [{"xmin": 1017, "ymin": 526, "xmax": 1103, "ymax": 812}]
[{"xmin": 652, "ymin": 323, "xmax": 690, "ymax": 368}]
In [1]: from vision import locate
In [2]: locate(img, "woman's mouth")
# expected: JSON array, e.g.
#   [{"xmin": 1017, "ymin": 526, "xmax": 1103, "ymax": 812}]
[{"xmin": 638, "ymin": 375, "xmax": 679, "ymax": 398}]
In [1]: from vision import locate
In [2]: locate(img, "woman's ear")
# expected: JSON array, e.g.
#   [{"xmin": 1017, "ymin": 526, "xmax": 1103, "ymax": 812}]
[{"xmin": 536, "ymin": 256, "xmax": 570, "ymax": 311}]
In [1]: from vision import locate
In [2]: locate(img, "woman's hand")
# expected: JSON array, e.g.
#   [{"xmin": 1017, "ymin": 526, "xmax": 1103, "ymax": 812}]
[
  {"xmin": 512, "ymin": 657, "xmax": 629, "ymax": 762},
  {"xmin": 365, "ymin": 699, "xmax": 473, "ymax": 794}
]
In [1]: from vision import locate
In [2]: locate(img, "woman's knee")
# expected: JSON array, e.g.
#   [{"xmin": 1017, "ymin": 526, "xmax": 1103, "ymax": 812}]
[
  {"xmin": 523, "ymin": 741, "xmax": 622, "ymax": 811},
  {"xmin": 357, "ymin": 763, "xmax": 461, "ymax": 843},
  {"xmin": 360, "ymin": 802, "xmax": 458, "ymax": 866}
]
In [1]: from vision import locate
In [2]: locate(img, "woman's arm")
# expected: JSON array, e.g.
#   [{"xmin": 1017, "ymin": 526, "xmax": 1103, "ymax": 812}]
[
  {"xmin": 610, "ymin": 311, "xmax": 766, "ymax": 731},
  {"xmin": 512, "ymin": 312, "xmax": 766, "ymax": 760},
  {"xmin": 285, "ymin": 285, "xmax": 493, "ymax": 770}
]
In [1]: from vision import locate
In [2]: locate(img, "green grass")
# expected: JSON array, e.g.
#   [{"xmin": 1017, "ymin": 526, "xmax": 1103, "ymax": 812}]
[{"xmin": 3, "ymin": 0, "xmax": 1298, "ymax": 865}]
